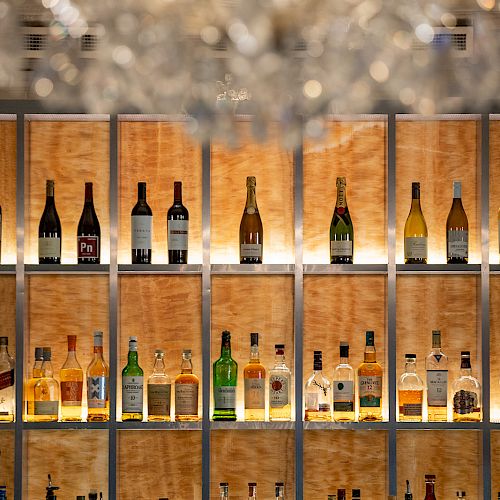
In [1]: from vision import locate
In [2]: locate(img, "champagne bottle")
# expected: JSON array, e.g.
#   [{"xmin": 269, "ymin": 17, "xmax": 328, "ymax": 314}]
[
  {"xmin": 213, "ymin": 331, "xmax": 238, "ymax": 421},
  {"xmin": 77, "ymin": 182, "xmax": 101, "ymax": 264},
  {"xmin": 167, "ymin": 181, "xmax": 189, "ymax": 264},
  {"xmin": 240, "ymin": 176, "xmax": 263, "ymax": 264},
  {"xmin": 404, "ymin": 182, "xmax": 428, "ymax": 264},
  {"xmin": 38, "ymin": 180, "xmax": 62, "ymax": 264},
  {"xmin": 131, "ymin": 182, "xmax": 152, "ymax": 264},
  {"xmin": 446, "ymin": 181, "xmax": 468, "ymax": 264},
  {"xmin": 330, "ymin": 177, "xmax": 354, "ymax": 264}
]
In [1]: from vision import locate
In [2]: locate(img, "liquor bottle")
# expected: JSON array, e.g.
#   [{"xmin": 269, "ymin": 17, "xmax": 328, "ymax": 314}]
[
  {"xmin": 122, "ymin": 336, "xmax": 144, "ymax": 421},
  {"xmin": 45, "ymin": 475, "xmax": 59, "ymax": 500},
  {"xmin": 446, "ymin": 181, "xmax": 468, "ymax": 264},
  {"xmin": 175, "ymin": 349, "xmax": 199, "ymax": 421},
  {"xmin": 33, "ymin": 347, "xmax": 59, "ymax": 422},
  {"xmin": 452, "ymin": 351, "xmax": 481, "ymax": 422},
  {"xmin": 244, "ymin": 332, "xmax": 266, "ymax": 421},
  {"xmin": 327, "ymin": 496, "xmax": 336, "ymax": 500},
  {"xmin": 333, "ymin": 342, "xmax": 355, "ymax": 422},
  {"xmin": 88, "ymin": 491, "xmax": 98, "ymax": 500},
  {"xmin": 304, "ymin": 351, "xmax": 331, "ymax": 421},
  {"xmin": 0, "ymin": 485, "xmax": 6, "ymax": 500},
  {"xmin": 131, "ymin": 182, "xmax": 152, "ymax": 264},
  {"xmin": 426, "ymin": 330, "xmax": 448, "ymax": 422},
  {"xmin": 456, "ymin": 492, "xmax": 466, "ymax": 499},
  {"xmin": 167, "ymin": 181, "xmax": 189, "ymax": 264},
  {"xmin": 275, "ymin": 482, "xmax": 285, "ymax": 500},
  {"xmin": 240, "ymin": 176, "xmax": 263, "ymax": 264},
  {"xmin": 87, "ymin": 331, "xmax": 110, "ymax": 422},
  {"xmin": 147, "ymin": 349, "xmax": 171, "ymax": 422},
  {"xmin": 219, "ymin": 482, "xmax": 229, "ymax": 500},
  {"xmin": 60, "ymin": 335, "xmax": 83, "ymax": 422},
  {"xmin": 398, "ymin": 354, "xmax": 424, "ymax": 422},
  {"xmin": 404, "ymin": 182, "xmax": 428, "ymax": 264},
  {"xmin": 330, "ymin": 177, "xmax": 354, "ymax": 264},
  {"xmin": 269, "ymin": 344, "xmax": 292, "ymax": 421},
  {"xmin": 26, "ymin": 347, "xmax": 44, "ymax": 421},
  {"xmin": 0, "ymin": 337, "xmax": 14, "ymax": 422},
  {"xmin": 352, "ymin": 490, "xmax": 361, "ymax": 500},
  {"xmin": 77, "ymin": 182, "xmax": 101, "ymax": 264},
  {"xmin": 405, "ymin": 480, "xmax": 412, "ymax": 500},
  {"xmin": 424, "ymin": 475, "xmax": 436, "ymax": 500},
  {"xmin": 248, "ymin": 483, "xmax": 257, "ymax": 500},
  {"xmin": 213, "ymin": 331, "xmax": 237, "ymax": 421},
  {"xmin": 358, "ymin": 331, "xmax": 383, "ymax": 422},
  {"xmin": 337, "ymin": 490, "xmax": 346, "ymax": 500},
  {"xmin": 39, "ymin": 179, "xmax": 62, "ymax": 264}
]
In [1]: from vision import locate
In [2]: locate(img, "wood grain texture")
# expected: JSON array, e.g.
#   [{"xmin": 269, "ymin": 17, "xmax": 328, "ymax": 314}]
[
  {"xmin": 0, "ymin": 430, "xmax": 14, "ymax": 496},
  {"xmin": 119, "ymin": 121, "xmax": 202, "ymax": 264},
  {"xmin": 26, "ymin": 120, "xmax": 110, "ymax": 264},
  {"xmin": 304, "ymin": 430, "xmax": 387, "ymax": 499},
  {"xmin": 118, "ymin": 430, "xmax": 202, "ymax": 499},
  {"xmin": 491, "ymin": 431, "xmax": 500, "ymax": 498},
  {"xmin": 490, "ymin": 276, "xmax": 500, "ymax": 420},
  {"xmin": 396, "ymin": 120, "xmax": 480, "ymax": 263},
  {"xmin": 211, "ymin": 122, "xmax": 294, "ymax": 264},
  {"xmin": 0, "ymin": 276, "xmax": 15, "ymax": 352},
  {"xmin": 26, "ymin": 430, "xmax": 108, "ymax": 499},
  {"xmin": 119, "ymin": 275, "xmax": 202, "ymax": 418},
  {"xmin": 397, "ymin": 430, "xmax": 481, "ymax": 498},
  {"xmin": 490, "ymin": 120, "xmax": 500, "ymax": 263},
  {"xmin": 303, "ymin": 120, "xmax": 387, "ymax": 264},
  {"xmin": 304, "ymin": 275, "xmax": 387, "ymax": 418},
  {"xmin": 0, "ymin": 121, "xmax": 16, "ymax": 264},
  {"xmin": 211, "ymin": 276, "xmax": 294, "ymax": 419},
  {"xmin": 210, "ymin": 430, "xmax": 294, "ymax": 499}
]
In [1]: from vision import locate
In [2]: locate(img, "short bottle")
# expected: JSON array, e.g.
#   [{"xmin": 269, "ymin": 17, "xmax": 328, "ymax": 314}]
[
  {"xmin": 34, "ymin": 347, "xmax": 59, "ymax": 422},
  {"xmin": 219, "ymin": 482, "xmax": 229, "ymax": 500},
  {"xmin": 304, "ymin": 351, "xmax": 331, "ymax": 421},
  {"xmin": 147, "ymin": 349, "xmax": 171, "ymax": 422},
  {"xmin": 131, "ymin": 182, "xmax": 153, "ymax": 264},
  {"xmin": 213, "ymin": 331, "xmax": 238, "ymax": 421},
  {"xmin": 60, "ymin": 335, "xmax": 83, "ymax": 422},
  {"xmin": 333, "ymin": 342, "xmax": 355, "ymax": 422},
  {"xmin": 77, "ymin": 182, "xmax": 101, "ymax": 264},
  {"xmin": 87, "ymin": 331, "xmax": 110, "ymax": 422},
  {"xmin": 330, "ymin": 176, "xmax": 354, "ymax": 264},
  {"xmin": 175, "ymin": 349, "xmax": 199, "ymax": 421},
  {"xmin": 39, "ymin": 179, "xmax": 62, "ymax": 264},
  {"xmin": 244, "ymin": 333, "xmax": 266, "ymax": 421},
  {"xmin": 404, "ymin": 182, "xmax": 428, "ymax": 264},
  {"xmin": 446, "ymin": 181, "xmax": 468, "ymax": 264},
  {"xmin": 269, "ymin": 344, "xmax": 292, "ymax": 421},
  {"xmin": 426, "ymin": 330, "xmax": 448, "ymax": 422},
  {"xmin": 26, "ymin": 347, "xmax": 44, "ymax": 422},
  {"xmin": 405, "ymin": 480, "xmax": 412, "ymax": 500},
  {"xmin": 398, "ymin": 354, "xmax": 424, "ymax": 422},
  {"xmin": 424, "ymin": 475, "xmax": 436, "ymax": 500},
  {"xmin": 167, "ymin": 181, "xmax": 189, "ymax": 264},
  {"xmin": 248, "ymin": 482, "xmax": 257, "ymax": 500},
  {"xmin": 0, "ymin": 337, "xmax": 14, "ymax": 422},
  {"xmin": 452, "ymin": 351, "xmax": 481, "ymax": 422},
  {"xmin": 122, "ymin": 336, "xmax": 144, "ymax": 421},
  {"xmin": 358, "ymin": 331, "xmax": 383, "ymax": 422},
  {"xmin": 240, "ymin": 176, "xmax": 263, "ymax": 264},
  {"xmin": 352, "ymin": 489, "xmax": 361, "ymax": 500},
  {"xmin": 275, "ymin": 482, "xmax": 285, "ymax": 500}
]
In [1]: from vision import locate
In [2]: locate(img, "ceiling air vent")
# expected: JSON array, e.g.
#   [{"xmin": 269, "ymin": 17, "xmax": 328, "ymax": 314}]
[{"xmin": 412, "ymin": 26, "xmax": 473, "ymax": 58}]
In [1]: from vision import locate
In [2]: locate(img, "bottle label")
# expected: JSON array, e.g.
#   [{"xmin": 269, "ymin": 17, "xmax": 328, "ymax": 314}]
[
  {"xmin": 214, "ymin": 386, "xmax": 236, "ymax": 409},
  {"xmin": 333, "ymin": 381, "xmax": 354, "ymax": 412},
  {"xmin": 61, "ymin": 381, "xmax": 83, "ymax": 406},
  {"xmin": 175, "ymin": 383, "xmax": 198, "ymax": 415},
  {"xmin": 88, "ymin": 376, "xmax": 108, "ymax": 408},
  {"xmin": 359, "ymin": 376, "xmax": 382, "ymax": 407},
  {"xmin": 427, "ymin": 370, "xmax": 448, "ymax": 406},
  {"xmin": 404, "ymin": 237, "xmax": 427, "ymax": 259},
  {"xmin": 34, "ymin": 400, "xmax": 58, "ymax": 415},
  {"xmin": 402, "ymin": 403, "xmax": 422, "ymax": 416},
  {"xmin": 131, "ymin": 215, "xmax": 152, "ymax": 251},
  {"xmin": 453, "ymin": 389, "xmax": 478, "ymax": 414},
  {"xmin": 38, "ymin": 237, "xmax": 61, "ymax": 259},
  {"xmin": 0, "ymin": 369, "xmax": 14, "ymax": 391},
  {"xmin": 77, "ymin": 236, "xmax": 100, "ymax": 259},
  {"xmin": 269, "ymin": 375, "xmax": 289, "ymax": 408},
  {"xmin": 240, "ymin": 243, "xmax": 262, "ymax": 258},
  {"xmin": 244, "ymin": 378, "xmax": 265, "ymax": 409},
  {"xmin": 147, "ymin": 384, "xmax": 171, "ymax": 415},
  {"xmin": 122, "ymin": 376, "xmax": 144, "ymax": 413},
  {"xmin": 330, "ymin": 240, "xmax": 352, "ymax": 257},
  {"xmin": 168, "ymin": 219, "xmax": 188, "ymax": 251},
  {"xmin": 447, "ymin": 230, "xmax": 468, "ymax": 259}
]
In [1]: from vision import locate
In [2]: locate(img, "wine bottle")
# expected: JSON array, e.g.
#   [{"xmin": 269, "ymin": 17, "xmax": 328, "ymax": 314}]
[
  {"xmin": 330, "ymin": 177, "xmax": 354, "ymax": 264},
  {"xmin": 167, "ymin": 181, "xmax": 189, "ymax": 264},
  {"xmin": 446, "ymin": 181, "xmax": 468, "ymax": 264},
  {"xmin": 240, "ymin": 176, "xmax": 263, "ymax": 264},
  {"xmin": 77, "ymin": 182, "xmax": 101, "ymax": 264},
  {"xmin": 38, "ymin": 180, "xmax": 62, "ymax": 264},
  {"xmin": 131, "ymin": 182, "xmax": 152, "ymax": 264},
  {"xmin": 404, "ymin": 182, "xmax": 428, "ymax": 264}
]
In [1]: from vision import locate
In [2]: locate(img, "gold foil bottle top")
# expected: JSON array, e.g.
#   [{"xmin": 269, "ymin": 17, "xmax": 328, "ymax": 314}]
[
  {"xmin": 336, "ymin": 176, "xmax": 346, "ymax": 187},
  {"xmin": 246, "ymin": 176, "xmax": 256, "ymax": 188}
]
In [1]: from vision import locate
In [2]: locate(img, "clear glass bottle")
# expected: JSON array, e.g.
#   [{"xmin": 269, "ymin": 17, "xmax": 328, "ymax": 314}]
[
  {"xmin": 0, "ymin": 337, "xmax": 14, "ymax": 422},
  {"xmin": 305, "ymin": 351, "xmax": 331, "ymax": 421},
  {"xmin": 358, "ymin": 331, "xmax": 383, "ymax": 422},
  {"xmin": 244, "ymin": 333, "xmax": 266, "ymax": 421},
  {"xmin": 26, "ymin": 347, "xmax": 43, "ymax": 422},
  {"xmin": 175, "ymin": 349, "xmax": 199, "ymax": 421},
  {"xmin": 248, "ymin": 482, "xmax": 257, "ymax": 500},
  {"xmin": 87, "ymin": 331, "xmax": 110, "ymax": 422},
  {"xmin": 333, "ymin": 342, "xmax": 355, "ymax": 422},
  {"xmin": 122, "ymin": 336, "xmax": 144, "ymax": 421},
  {"xmin": 398, "ymin": 354, "xmax": 424, "ymax": 422},
  {"xmin": 147, "ymin": 349, "xmax": 171, "ymax": 422},
  {"xmin": 60, "ymin": 335, "xmax": 83, "ymax": 422},
  {"xmin": 424, "ymin": 475, "xmax": 436, "ymax": 500},
  {"xmin": 426, "ymin": 330, "xmax": 448, "ymax": 422},
  {"xmin": 33, "ymin": 347, "xmax": 59, "ymax": 422},
  {"xmin": 269, "ymin": 344, "xmax": 292, "ymax": 421},
  {"xmin": 275, "ymin": 482, "xmax": 285, "ymax": 500},
  {"xmin": 219, "ymin": 482, "xmax": 229, "ymax": 500},
  {"xmin": 452, "ymin": 351, "xmax": 481, "ymax": 422},
  {"xmin": 213, "ymin": 331, "xmax": 238, "ymax": 421}
]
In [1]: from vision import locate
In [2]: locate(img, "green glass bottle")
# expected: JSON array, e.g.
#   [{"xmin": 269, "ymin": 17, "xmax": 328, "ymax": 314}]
[
  {"xmin": 122, "ymin": 336, "xmax": 144, "ymax": 421},
  {"xmin": 330, "ymin": 176, "xmax": 354, "ymax": 264},
  {"xmin": 213, "ymin": 331, "xmax": 238, "ymax": 421}
]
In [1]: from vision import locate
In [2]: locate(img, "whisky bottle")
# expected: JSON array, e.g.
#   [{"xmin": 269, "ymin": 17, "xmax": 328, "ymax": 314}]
[
  {"xmin": 26, "ymin": 347, "xmax": 44, "ymax": 422},
  {"xmin": 269, "ymin": 344, "xmax": 292, "ymax": 421},
  {"xmin": 219, "ymin": 482, "xmax": 229, "ymax": 500},
  {"xmin": 333, "ymin": 342, "xmax": 355, "ymax": 422},
  {"xmin": 122, "ymin": 336, "xmax": 144, "ymax": 421},
  {"xmin": 0, "ymin": 337, "xmax": 14, "ymax": 422},
  {"xmin": 213, "ymin": 331, "xmax": 237, "ymax": 421},
  {"xmin": 60, "ymin": 335, "xmax": 83, "ymax": 422},
  {"xmin": 405, "ymin": 480, "xmax": 412, "ymax": 500},
  {"xmin": 244, "ymin": 333, "xmax": 266, "ymax": 421},
  {"xmin": 275, "ymin": 482, "xmax": 285, "ymax": 500},
  {"xmin": 358, "ymin": 331, "xmax": 383, "ymax": 422},
  {"xmin": 452, "ymin": 351, "xmax": 481, "ymax": 422},
  {"xmin": 248, "ymin": 482, "xmax": 257, "ymax": 500},
  {"xmin": 240, "ymin": 176, "xmax": 263, "ymax": 264},
  {"xmin": 330, "ymin": 176, "xmax": 354, "ymax": 264},
  {"xmin": 424, "ymin": 475, "xmax": 436, "ymax": 500},
  {"xmin": 304, "ymin": 351, "xmax": 331, "ymax": 421},
  {"xmin": 175, "ymin": 349, "xmax": 199, "ymax": 421},
  {"xmin": 426, "ymin": 331, "xmax": 448, "ymax": 422},
  {"xmin": 398, "ymin": 354, "xmax": 424, "ymax": 422},
  {"xmin": 147, "ymin": 349, "xmax": 171, "ymax": 422},
  {"xmin": 87, "ymin": 331, "xmax": 110, "ymax": 422},
  {"xmin": 0, "ymin": 485, "xmax": 6, "ymax": 500},
  {"xmin": 34, "ymin": 348, "xmax": 59, "ymax": 422}
]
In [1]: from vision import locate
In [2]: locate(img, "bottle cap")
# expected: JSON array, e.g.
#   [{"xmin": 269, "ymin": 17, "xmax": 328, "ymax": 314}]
[
  {"xmin": 183, "ymin": 348, "xmax": 192, "ymax": 356},
  {"xmin": 425, "ymin": 474, "xmax": 436, "ymax": 480},
  {"xmin": 248, "ymin": 482, "xmax": 257, "ymax": 486},
  {"xmin": 220, "ymin": 482, "xmax": 228, "ymax": 486},
  {"xmin": 250, "ymin": 332, "xmax": 259, "ymax": 346},
  {"xmin": 412, "ymin": 181, "xmax": 420, "ymax": 189},
  {"xmin": 221, "ymin": 330, "xmax": 231, "ymax": 340},
  {"xmin": 0, "ymin": 337, "xmax": 7, "ymax": 346},
  {"xmin": 339, "ymin": 342, "xmax": 349, "ymax": 357},
  {"xmin": 461, "ymin": 351, "xmax": 470, "ymax": 357},
  {"xmin": 365, "ymin": 331, "xmax": 375, "ymax": 346},
  {"xmin": 155, "ymin": 349, "xmax": 164, "ymax": 356},
  {"xmin": 352, "ymin": 489, "xmax": 361, "ymax": 496},
  {"xmin": 129, "ymin": 336, "xmax": 138, "ymax": 342},
  {"xmin": 43, "ymin": 347, "xmax": 51, "ymax": 361},
  {"xmin": 246, "ymin": 176, "xmax": 256, "ymax": 187},
  {"xmin": 405, "ymin": 353, "xmax": 416, "ymax": 359},
  {"xmin": 35, "ymin": 347, "xmax": 44, "ymax": 360}
]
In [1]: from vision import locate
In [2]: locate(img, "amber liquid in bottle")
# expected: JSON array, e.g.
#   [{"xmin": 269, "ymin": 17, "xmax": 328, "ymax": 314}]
[
  {"xmin": 244, "ymin": 333, "xmax": 266, "ymax": 421},
  {"xmin": 175, "ymin": 349, "xmax": 199, "ymax": 421},
  {"xmin": 60, "ymin": 335, "xmax": 83, "ymax": 422},
  {"xmin": 87, "ymin": 331, "xmax": 110, "ymax": 422}
]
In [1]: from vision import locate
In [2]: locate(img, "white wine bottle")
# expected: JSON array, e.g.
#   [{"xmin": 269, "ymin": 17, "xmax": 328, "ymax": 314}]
[
  {"xmin": 404, "ymin": 182, "xmax": 428, "ymax": 264},
  {"xmin": 446, "ymin": 181, "xmax": 468, "ymax": 264}
]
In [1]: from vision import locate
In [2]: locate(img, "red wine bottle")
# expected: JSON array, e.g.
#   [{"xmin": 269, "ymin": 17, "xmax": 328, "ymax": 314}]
[
  {"xmin": 167, "ymin": 181, "xmax": 189, "ymax": 264},
  {"xmin": 38, "ymin": 179, "xmax": 61, "ymax": 264},
  {"xmin": 77, "ymin": 182, "xmax": 101, "ymax": 264},
  {"xmin": 131, "ymin": 182, "xmax": 152, "ymax": 264}
]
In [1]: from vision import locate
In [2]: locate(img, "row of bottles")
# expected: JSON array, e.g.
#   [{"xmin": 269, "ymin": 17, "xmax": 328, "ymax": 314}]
[
  {"xmin": 219, "ymin": 481, "xmax": 285, "ymax": 499},
  {"xmin": 327, "ymin": 490, "xmax": 361, "ymax": 500}
]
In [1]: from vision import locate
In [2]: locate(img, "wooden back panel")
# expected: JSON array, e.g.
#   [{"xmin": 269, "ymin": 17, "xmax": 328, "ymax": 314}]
[
  {"xmin": 0, "ymin": 430, "xmax": 14, "ymax": 496},
  {"xmin": 490, "ymin": 120, "xmax": 500, "ymax": 263},
  {"xmin": 490, "ymin": 276, "xmax": 500, "ymax": 420},
  {"xmin": 0, "ymin": 276, "xmax": 15, "ymax": 352}
]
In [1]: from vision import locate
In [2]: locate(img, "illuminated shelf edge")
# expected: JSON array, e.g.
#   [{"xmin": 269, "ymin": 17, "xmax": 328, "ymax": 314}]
[
  {"xmin": 303, "ymin": 264, "xmax": 388, "ymax": 274},
  {"xmin": 210, "ymin": 421, "xmax": 295, "ymax": 430},
  {"xmin": 24, "ymin": 264, "xmax": 110, "ymax": 275},
  {"xmin": 210, "ymin": 264, "xmax": 295, "ymax": 275},
  {"xmin": 490, "ymin": 264, "xmax": 500, "ymax": 273},
  {"xmin": 396, "ymin": 264, "xmax": 481, "ymax": 274},
  {"xmin": 303, "ymin": 421, "xmax": 483, "ymax": 430},
  {"xmin": 118, "ymin": 264, "xmax": 202, "ymax": 274},
  {"xmin": 22, "ymin": 422, "xmax": 109, "ymax": 430},
  {"xmin": 117, "ymin": 421, "xmax": 202, "ymax": 430},
  {"xmin": 0, "ymin": 265, "xmax": 16, "ymax": 274}
]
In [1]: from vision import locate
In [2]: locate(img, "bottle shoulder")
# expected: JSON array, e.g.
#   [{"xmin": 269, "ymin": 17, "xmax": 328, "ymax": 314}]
[
  {"xmin": 167, "ymin": 205, "xmax": 189, "ymax": 219},
  {"xmin": 398, "ymin": 372, "xmax": 424, "ymax": 389},
  {"xmin": 131, "ymin": 203, "xmax": 153, "ymax": 216},
  {"xmin": 122, "ymin": 364, "xmax": 144, "ymax": 377},
  {"xmin": 175, "ymin": 372, "xmax": 199, "ymax": 384}
]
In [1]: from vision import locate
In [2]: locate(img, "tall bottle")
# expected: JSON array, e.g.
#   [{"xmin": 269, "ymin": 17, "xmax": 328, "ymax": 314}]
[
  {"xmin": 26, "ymin": 347, "xmax": 44, "ymax": 421},
  {"xmin": 358, "ymin": 331, "xmax": 383, "ymax": 422},
  {"xmin": 275, "ymin": 482, "xmax": 285, "ymax": 500},
  {"xmin": 0, "ymin": 337, "xmax": 14, "ymax": 422},
  {"xmin": 240, "ymin": 176, "xmax": 263, "ymax": 264},
  {"xmin": 167, "ymin": 181, "xmax": 189, "ymax": 264},
  {"xmin": 330, "ymin": 177, "xmax": 354, "ymax": 264},
  {"xmin": 213, "ymin": 331, "xmax": 238, "ymax": 421},
  {"xmin": 452, "ymin": 351, "xmax": 481, "ymax": 422},
  {"xmin": 269, "ymin": 344, "xmax": 292, "ymax": 421},
  {"xmin": 60, "ymin": 335, "xmax": 83, "ymax": 422},
  {"xmin": 219, "ymin": 483, "xmax": 229, "ymax": 500},
  {"xmin": 304, "ymin": 351, "xmax": 331, "ymax": 421},
  {"xmin": 39, "ymin": 180, "xmax": 62, "ymax": 264},
  {"xmin": 446, "ymin": 181, "xmax": 468, "ymax": 264},
  {"xmin": 404, "ymin": 182, "xmax": 428, "ymax": 264},
  {"xmin": 87, "ymin": 331, "xmax": 109, "ymax": 422},
  {"xmin": 333, "ymin": 342, "xmax": 355, "ymax": 422},
  {"xmin": 33, "ymin": 347, "xmax": 59, "ymax": 422},
  {"xmin": 77, "ymin": 182, "xmax": 101, "ymax": 264},
  {"xmin": 147, "ymin": 349, "xmax": 171, "ymax": 422},
  {"xmin": 174, "ymin": 349, "xmax": 199, "ymax": 421},
  {"xmin": 122, "ymin": 336, "xmax": 144, "ymax": 421},
  {"xmin": 248, "ymin": 483, "xmax": 257, "ymax": 500},
  {"xmin": 244, "ymin": 333, "xmax": 266, "ymax": 421},
  {"xmin": 424, "ymin": 475, "xmax": 436, "ymax": 500},
  {"xmin": 131, "ymin": 182, "xmax": 152, "ymax": 264},
  {"xmin": 398, "ymin": 354, "xmax": 424, "ymax": 422},
  {"xmin": 405, "ymin": 480, "xmax": 413, "ymax": 500},
  {"xmin": 426, "ymin": 331, "xmax": 448, "ymax": 422}
]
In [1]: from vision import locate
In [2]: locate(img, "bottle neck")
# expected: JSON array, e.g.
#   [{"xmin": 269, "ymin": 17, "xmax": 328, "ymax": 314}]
[
  {"xmin": 364, "ymin": 345, "xmax": 376, "ymax": 362},
  {"xmin": 153, "ymin": 356, "xmax": 166, "ymax": 375},
  {"xmin": 274, "ymin": 353, "xmax": 286, "ymax": 366},
  {"xmin": 46, "ymin": 182, "xmax": 55, "ymax": 199},
  {"xmin": 128, "ymin": 350, "xmax": 139, "ymax": 366},
  {"xmin": 41, "ymin": 360, "xmax": 53, "ymax": 377},
  {"xmin": 181, "ymin": 357, "xmax": 193, "ymax": 374},
  {"xmin": 85, "ymin": 183, "xmax": 94, "ymax": 204},
  {"xmin": 174, "ymin": 183, "xmax": 182, "ymax": 204},
  {"xmin": 340, "ymin": 355, "xmax": 349, "ymax": 364},
  {"xmin": 313, "ymin": 359, "xmax": 322, "ymax": 372},
  {"xmin": 405, "ymin": 361, "xmax": 416, "ymax": 374},
  {"xmin": 138, "ymin": 184, "xmax": 147, "ymax": 203},
  {"xmin": 336, "ymin": 183, "xmax": 347, "ymax": 208},
  {"xmin": 250, "ymin": 345, "xmax": 260, "ymax": 362},
  {"xmin": 411, "ymin": 198, "xmax": 422, "ymax": 211},
  {"xmin": 93, "ymin": 345, "xmax": 104, "ymax": 359},
  {"xmin": 426, "ymin": 483, "xmax": 435, "ymax": 495},
  {"xmin": 0, "ymin": 345, "xmax": 8, "ymax": 355},
  {"xmin": 246, "ymin": 185, "xmax": 257, "ymax": 210},
  {"xmin": 221, "ymin": 340, "xmax": 231, "ymax": 358}
]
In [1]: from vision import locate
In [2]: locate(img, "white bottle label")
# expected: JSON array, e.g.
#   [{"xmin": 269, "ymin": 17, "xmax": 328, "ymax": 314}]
[
  {"xmin": 38, "ymin": 237, "xmax": 61, "ymax": 259},
  {"xmin": 269, "ymin": 375, "xmax": 289, "ymax": 408},
  {"xmin": 122, "ymin": 376, "xmax": 144, "ymax": 413},
  {"xmin": 168, "ymin": 219, "xmax": 189, "ymax": 251},
  {"xmin": 131, "ymin": 215, "xmax": 152, "ymax": 251},
  {"xmin": 240, "ymin": 243, "xmax": 262, "ymax": 258},
  {"xmin": 427, "ymin": 370, "xmax": 448, "ymax": 406},
  {"xmin": 214, "ymin": 386, "xmax": 236, "ymax": 409},
  {"xmin": 333, "ymin": 380, "xmax": 354, "ymax": 412},
  {"xmin": 147, "ymin": 384, "xmax": 171, "ymax": 416},
  {"xmin": 175, "ymin": 383, "xmax": 198, "ymax": 416},
  {"xmin": 330, "ymin": 240, "xmax": 353, "ymax": 257},
  {"xmin": 447, "ymin": 230, "xmax": 468, "ymax": 259},
  {"xmin": 404, "ymin": 237, "xmax": 427, "ymax": 259},
  {"xmin": 88, "ymin": 376, "xmax": 108, "ymax": 408},
  {"xmin": 244, "ymin": 378, "xmax": 265, "ymax": 409}
]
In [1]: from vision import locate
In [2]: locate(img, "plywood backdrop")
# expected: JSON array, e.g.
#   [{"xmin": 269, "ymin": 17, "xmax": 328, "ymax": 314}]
[
  {"xmin": 211, "ymin": 275, "xmax": 294, "ymax": 420},
  {"xmin": 26, "ymin": 430, "xmax": 108, "ymax": 499},
  {"xmin": 0, "ymin": 430, "xmax": 14, "ymax": 496},
  {"xmin": 0, "ymin": 120, "xmax": 16, "ymax": 264},
  {"xmin": 304, "ymin": 430, "xmax": 387, "ymax": 499},
  {"xmin": 119, "ymin": 121, "xmax": 202, "ymax": 264},
  {"xmin": 396, "ymin": 120, "xmax": 480, "ymax": 264},
  {"xmin": 118, "ymin": 430, "xmax": 202, "ymax": 499},
  {"xmin": 0, "ymin": 276, "xmax": 15, "ymax": 352},
  {"xmin": 26, "ymin": 120, "xmax": 110, "ymax": 264},
  {"xmin": 490, "ymin": 120, "xmax": 500, "ymax": 263},
  {"xmin": 211, "ymin": 122, "xmax": 294, "ymax": 264},
  {"xmin": 490, "ymin": 276, "xmax": 500, "ymax": 420},
  {"xmin": 397, "ymin": 430, "xmax": 481, "ymax": 498},
  {"xmin": 210, "ymin": 430, "xmax": 294, "ymax": 499},
  {"xmin": 119, "ymin": 275, "xmax": 202, "ymax": 419},
  {"xmin": 303, "ymin": 120, "xmax": 387, "ymax": 264},
  {"xmin": 491, "ymin": 431, "xmax": 500, "ymax": 498}
]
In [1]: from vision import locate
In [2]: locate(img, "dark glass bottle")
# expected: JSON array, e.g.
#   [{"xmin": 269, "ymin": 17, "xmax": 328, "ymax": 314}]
[
  {"xmin": 213, "ymin": 331, "xmax": 238, "ymax": 421},
  {"xmin": 77, "ymin": 182, "xmax": 101, "ymax": 264},
  {"xmin": 239, "ymin": 176, "xmax": 263, "ymax": 264},
  {"xmin": 167, "ymin": 181, "xmax": 189, "ymax": 264},
  {"xmin": 39, "ymin": 180, "xmax": 62, "ymax": 264},
  {"xmin": 131, "ymin": 182, "xmax": 152, "ymax": 264},
  {"xmin": 330, "ymin": 177, "xmax": 354, "ymax": 264},
  {"xmin": 424, "ymin": 475, "xmax": 437, "ymax": 500}
]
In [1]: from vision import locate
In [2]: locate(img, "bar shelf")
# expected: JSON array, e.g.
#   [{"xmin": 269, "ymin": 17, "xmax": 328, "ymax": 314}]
[
  {"xmin": 117, "ymin": 421, "xmax": 202, "ymax": 431},
  {"xmin": 0, "ymin": 265, "xmax": 16, "ymax": 274},
  {"xmin": 22, "ymin": 421, "xmax": 110, "ymax": 430},
  {"xmin": 303, "ymin": 263, "xmax": 388, "ymax": 275},
  {"xmin": 210, "ymin": 264, "xmax": 295, "ymax": 275},
  {"xmin": 396, "ymin": 264, "xmax": 481, "ymax": 274},
  {"xmin": 491, "ymin": 264, "xmax": 500, "ymax": 273},
  {"xmin": 210, "ymin": 421, "xmax": 295, "ymax": 430},
  {"xmin": 24, "ymin": 264, "xmax": 110, "ymax": 274},
  {"xmin": 118, "ymin": 264, "xmax": 202, "ymax": 274},
  {"xmin": 303, "ymin": 421, "xmax": 390, "ymax": 430}
]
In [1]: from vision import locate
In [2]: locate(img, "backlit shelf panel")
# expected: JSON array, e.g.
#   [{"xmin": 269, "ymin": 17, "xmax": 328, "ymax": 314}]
[
  {"xmin": 24, "ymin": 264, "xmax": 110, "ymax": 274},
  {"xmin": 303, "ymin": 264, "xmax": 388, "ymax": 275},
  {"xmin": 211, "ymin": 264, "xmax": 295, "ymax": 275},
  {"xmin": 210, "ymin": 421, "xmax": 295, "ymax": 430},
  {"xmin": 396, "ymin": 264, "xmax": 481, "ymax": 274},
  {"xmin": 118, "ymin": 264, "xmax": 202, "ymax": 275}
]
